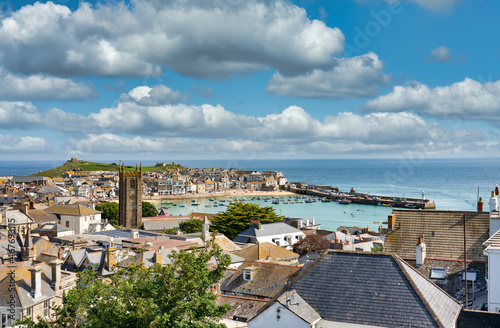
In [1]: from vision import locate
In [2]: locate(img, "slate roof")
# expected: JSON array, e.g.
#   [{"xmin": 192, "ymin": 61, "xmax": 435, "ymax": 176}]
[
  {"xmin": 281, "ymin": 251, "xmax": 461, "ymax": 328},
  {"xmin": 10, "ymin": 176, "xmax": 49, "ymax": 183},
  {"xmin": 45, "ymin": 204, "xmax": 101, "ymax": 216},
  {"xmin": 235, "ymin": 222, "xmax": 303, "ymax": 239},
  {"xmin": 33, "ymin": 223, "xmax": 72, "ymax": 233},
  {"xmin": 276, "ymin": 289, "xmax": 321, "ymax": 324},
  {"xmin": 221, "ymin": 261, "xmax": 301, "ymax": 299},
  {"xmin": 215, "ymin": 295, "xmax": 268, "ymax": 322},
  {"xmin": 385, "ymin": 209, "xmax": 490, "ymax": 261},
  {"xmin": 27, "ymin": 209, "xmax": 58, "ymax": 224},
  {"xmin": 234, "ymin": 242, "xmax": 299, "ymax": 261},
  {"xmin": 1, "ymin": 210, "xmax": 33, "ymax": 225},
  {"xmin": 0, "ymin": 261, "xmax": 76, "ymax": 309}
]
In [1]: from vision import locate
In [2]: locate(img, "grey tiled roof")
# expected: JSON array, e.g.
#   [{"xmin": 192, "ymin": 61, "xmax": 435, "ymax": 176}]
[
  {"xmin": 285, "ymin": 251, "xmax": 461, "ymax": 328},
  {"xmin": 236, "ymin": 222, "xmax": 302, "ymax": 239},
  {"xmin": 143, "ymin": 220, "xmax": 181, "ymax": 231},
  {"xmin": 277, "ymin": 290, "xmax": 321, "ymax": 324}
]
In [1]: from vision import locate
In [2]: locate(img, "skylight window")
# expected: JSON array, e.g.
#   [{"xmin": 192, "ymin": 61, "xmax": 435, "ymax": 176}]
[
  {"xmin": 462, "ymin": 271, "xmax": 477, "ymax": 282},
  {"xmin": 430, "ymin": 268, "xmax": 446, "ymax": 279}
]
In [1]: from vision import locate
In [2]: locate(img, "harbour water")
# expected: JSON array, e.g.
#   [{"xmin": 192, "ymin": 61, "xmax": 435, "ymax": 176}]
[{"xmin": 1, "ymin": 158, "xmax": 499, "ymax": 231}]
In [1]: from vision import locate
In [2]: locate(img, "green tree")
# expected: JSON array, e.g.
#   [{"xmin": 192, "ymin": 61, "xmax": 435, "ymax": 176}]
[
  {"xmin": 18, "ymin": 238, "xmax": 231, "ymax": 328},
  {"xmin": 95, "ymin": 202, "xmax": 119, "ymax": 226},
  {"xmin": 142, "ymin": 201, "xmax": 158, "ymax": 217},
  {"xmin": 211, "ymin": 202, "xmax": 283, "ymax": 239},
  {"xmin": 179, "ymin": 218, "xmax": 203, "ymax": 233}
]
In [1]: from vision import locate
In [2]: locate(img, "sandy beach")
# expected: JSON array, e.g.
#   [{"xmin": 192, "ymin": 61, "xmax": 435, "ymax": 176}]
[{"xmin": 143, "ymin": 189, "xmax": 296, "ymax": 202}]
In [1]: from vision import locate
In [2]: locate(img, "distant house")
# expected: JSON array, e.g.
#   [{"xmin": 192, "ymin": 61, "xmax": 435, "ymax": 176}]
[
  {"xmin": 45, "ymin": 204, "xmax": 102, "ymax": 234},
  {"xmin": 233, "ymin": 221, "xmax": 305, "ymax": 249},
  {"xmin": 248, "ymin": 251, "xmax": 462, "ymax": 328}
]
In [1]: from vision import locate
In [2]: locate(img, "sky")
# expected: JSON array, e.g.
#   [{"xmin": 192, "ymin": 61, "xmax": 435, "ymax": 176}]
[{"xmin": 0, "ymin": 0, "xmax": 499, "ymax": 161}]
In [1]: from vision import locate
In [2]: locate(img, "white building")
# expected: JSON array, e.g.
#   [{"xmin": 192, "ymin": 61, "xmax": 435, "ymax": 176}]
[
  {"xmin": 45, "ymin": 204, "xmax": 102, "ymax": 234},
  {"xmin": 233, "ymin": 221, "xmax": 305, "ymax": 249},
  {"xmin": 484, "ymin": 228, "xmax": 500, "ymax": 313}
]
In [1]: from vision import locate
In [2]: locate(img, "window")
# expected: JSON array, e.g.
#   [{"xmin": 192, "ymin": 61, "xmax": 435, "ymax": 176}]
[
  {"xmin": 66, "ymin": 221, "xmax": 70, "ymax": 228},
  {"xmin": 26, "ymin": 306, "xmax": 32, "ymax": 318},
  {"xmin": 462, "ymin": 271, "xmax": 477, "ymax": 282},
  {"xmin": 44, "ymin": 300, "xmax": 50, "ymax": 317},
  {"xmin": 243, "ymin": 270, "xmax": 252, "ymax": 281},
  {"xmin": 2, "ymin": 313, "xmax": 6, "ymax": 328},
  {"xmin": 430, "ymin": 268, "xmax": 446, "ymax": 279}
]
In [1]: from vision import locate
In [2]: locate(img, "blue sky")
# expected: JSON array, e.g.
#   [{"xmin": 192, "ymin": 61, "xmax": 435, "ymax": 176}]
[{"xmin": 0, "ymin": 0, "xmax": 499, "ymax": 161}]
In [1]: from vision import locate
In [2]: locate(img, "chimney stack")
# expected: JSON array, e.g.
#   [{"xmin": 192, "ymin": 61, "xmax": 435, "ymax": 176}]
[
  {"xmin": 477, "ymin": 197, "xmax": 484, "ymax": 212},
  {"xmin": 49, "ymin": 259, "xmax": 63, "ymax": 291},
  {"xmin": 28, "ymin": 265, "xmax": 43, "ymax": 298},
  {"xmin": 387, "ymin": 215, "xmax": 395, "ymax": 231},
  {"xmin": 416, "ymin": 235, "xmax": 426, "ymax": 267},
  {"xmin": 131, "ymin": 230, "xmax": 139, "ymax": 239},
  {"xmin": 250, "ymin": 220, "xmax": 261, "ymax": 230},
  {"xmin": 107, "ymin": 247, "xmax": 117, "ymax": 269},
  {"xmin": 202, "ymin": 216, "xmax": 210, "ymax": 241},
  {"xmin": 154, "ymin": 250, "xmax": 162, "ymax": 264},
  {"xmin": 489, "ymin": 190, "xmax": 498, "ymax": 215}
]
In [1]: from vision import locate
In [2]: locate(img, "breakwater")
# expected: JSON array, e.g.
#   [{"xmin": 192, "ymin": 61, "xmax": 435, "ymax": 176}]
[{"xmin": 290, "ymin": 186, "xmax": 436, "ymax": 209}]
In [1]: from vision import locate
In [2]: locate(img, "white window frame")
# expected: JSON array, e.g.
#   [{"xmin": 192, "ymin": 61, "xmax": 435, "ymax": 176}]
[{"xmin": 243, "ymin": 270, "xmax": 253, "ymax": 281}]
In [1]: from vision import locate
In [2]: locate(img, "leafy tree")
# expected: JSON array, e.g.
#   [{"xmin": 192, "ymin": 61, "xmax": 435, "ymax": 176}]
[
  {"xmin": 179, "ymin": 218, "xmax": 203, "ymax": 233},
  {"xmin": 292, "ymin": 234, "xmax": 330, "ymax": 256},
  {"xmin": 142, "ymin": 201, "xmax": 158, "ymax": 217},
  {"xmin": 371, "ymin": 245, "xmax": 383, "ymax": 252},
  {"xmin": 18, "ymin": 238, "xmax": 231, "ymax": 328},
  {"xmin": 95, "ymin": 201, "xmax": 119, "ymax": 226},
  {"xmin": 211, "ymin": 202, "xmax": 282, "ymax": 239}
]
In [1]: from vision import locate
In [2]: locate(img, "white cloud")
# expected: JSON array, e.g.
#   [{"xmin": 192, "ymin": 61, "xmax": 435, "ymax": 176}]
[
  {"xmin": 428, "ymin": 46, "xmax": 453, "ymax": 63},
  {"xmin": 0, "ymin": 85, "xmax": 490, "ymax": 158},
  {"xmin": 266, "ymin": 52, "xmax": 390, "ymax": 99},
  {"xmin": 362, "ymin": 78, "xmax": 500, "ymax": 123},
  {"xmin": 121, "ymin": 85, "xmax": 187, "ymax": 105},
  {"xmin": 0, "ymin": 134, "xmax": 52, "ymax": 152},
  {"xmin": 0, "ymin": 0, "xmax": 344, "ymax": 79},
  {"xmin": 0, "ymin": 68, "xmax": 96, "ymax": 100}
]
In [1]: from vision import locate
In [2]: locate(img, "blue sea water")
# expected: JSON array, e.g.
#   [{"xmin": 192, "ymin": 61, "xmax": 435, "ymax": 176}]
[{"xmin": 1, "ymin": 158, "xmax": 499, "ymax": 231}]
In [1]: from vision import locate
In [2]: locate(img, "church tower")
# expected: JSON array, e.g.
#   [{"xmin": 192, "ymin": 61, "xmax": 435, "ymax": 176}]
[{"xmin": 119, "ymin": 164, "xmax": 143, "ymax": 229}]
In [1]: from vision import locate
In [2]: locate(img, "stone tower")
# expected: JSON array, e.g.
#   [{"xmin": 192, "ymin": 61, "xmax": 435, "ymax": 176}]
[{"xmin": 119, "ymin": 164, "xmax": 143, "ymax": 229}]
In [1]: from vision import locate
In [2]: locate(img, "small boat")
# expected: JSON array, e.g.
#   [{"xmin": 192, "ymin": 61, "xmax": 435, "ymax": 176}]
[
  {"xmin": 192, "ymin": 202, "xmax": 200, "ymax": 206},
  {"xmin": 213, "ymin": 204, "xmax": 218, "ymax": 207},
  {"xmin": 191, "ymin": 199, "xmax": 196, "ymax": 203},
  {"xmin": 179, "ymin": 205, "xmax": 185, "ymax": 208},
  {"xmin": 272, "ymin": 200, "xmax": 279, "ymax": 204},
  {"xmin": 338, "ymin": 199, "xmax": 351, "ymax": 205}
]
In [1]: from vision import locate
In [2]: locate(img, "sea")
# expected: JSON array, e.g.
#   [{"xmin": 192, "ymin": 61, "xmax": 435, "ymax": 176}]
[{"xmin": 1, "ymin": 158, "xmax": 499, "ymax": 231}]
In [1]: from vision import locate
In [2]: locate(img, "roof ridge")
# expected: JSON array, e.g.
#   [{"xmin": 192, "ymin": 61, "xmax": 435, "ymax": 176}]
[{"xmin": 391, "ymin": 253, "xmax": 459, "ymax": 328}]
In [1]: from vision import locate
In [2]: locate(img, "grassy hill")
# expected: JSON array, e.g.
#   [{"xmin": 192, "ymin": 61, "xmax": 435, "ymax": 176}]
[{"xmin": 31, "ymin": 160, "xmax": 184, "ymax": 178}]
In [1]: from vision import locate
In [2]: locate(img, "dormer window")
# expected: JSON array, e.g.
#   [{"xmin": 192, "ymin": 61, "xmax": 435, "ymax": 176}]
[
  {"xmin": 243, "ymin": 266, "xmax": 258, "ymax": 281},
  {"xmin": 430, "ymin": 268, "xmax": 446, "ymax": 279}
]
